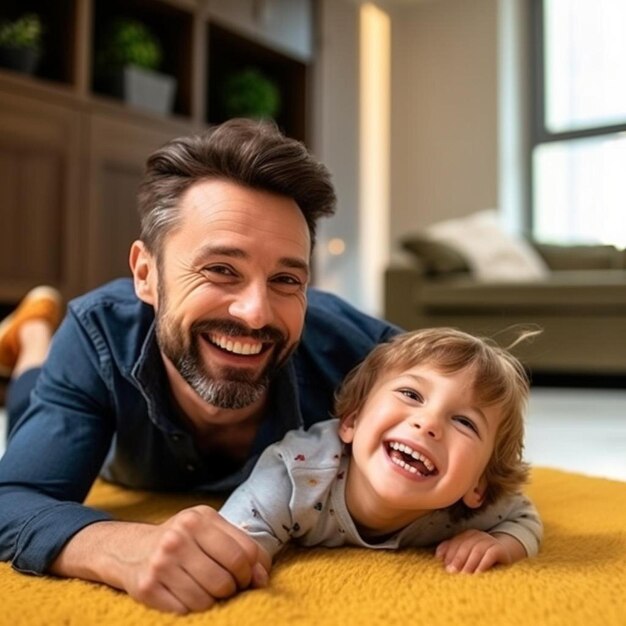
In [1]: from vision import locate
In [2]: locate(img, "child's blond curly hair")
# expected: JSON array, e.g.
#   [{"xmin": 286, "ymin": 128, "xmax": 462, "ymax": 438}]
[{"xmin": 334, "ymin": 327, "xmax": 534, "ymax": 517}]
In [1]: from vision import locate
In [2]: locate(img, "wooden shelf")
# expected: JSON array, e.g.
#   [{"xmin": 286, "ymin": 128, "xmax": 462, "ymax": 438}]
[
  {"xmin": 0, "ymin": 0, "xmax": 77, "ymax": 87},
  {"xmin": 207, "ymin": 22, "xmax": 308, "ymax": 142},
  {"xmin": 91, "ymin": 0, "xmax": 195, "ymax": 119},
  {"xmin": 0, "ymin": 0, "xmax": 314, "ymax": 307}
]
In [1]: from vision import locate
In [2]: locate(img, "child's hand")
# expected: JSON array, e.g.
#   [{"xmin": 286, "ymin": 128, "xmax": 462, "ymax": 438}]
[{"xmin": 435, "ymin": 530, "xmax": 527, "ymax": 573}]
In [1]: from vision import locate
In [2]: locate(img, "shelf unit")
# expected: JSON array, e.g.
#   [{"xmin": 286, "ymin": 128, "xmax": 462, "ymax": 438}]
[
  {"xmin": 0, "ymin": 0, "xmax": 314, "ymax": 305},
  {"xmin": 207, "ymin": 22, "xmax": 308, "ymax": 142}
]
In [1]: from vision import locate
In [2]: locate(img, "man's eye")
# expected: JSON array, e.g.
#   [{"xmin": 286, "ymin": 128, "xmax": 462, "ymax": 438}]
[
  {"xmin": 271, "ymin": 275, "xmax": 304, "ymax": 292},
  {"xmin": 205, "ymin": 265, "xmax": 234, "ymax": 276},
  {"xmin": 204, "ymin": 265, "xmax": 237, "ymax": 278},
  {"xmin": 274, "ymin": 275, "xmax": 300, "ymax": 284}
]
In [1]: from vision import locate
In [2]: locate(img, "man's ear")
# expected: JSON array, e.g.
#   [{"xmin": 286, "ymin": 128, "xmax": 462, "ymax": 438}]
[
  {"xmin": 129, "ymin": 240, "xmax": 158, "ymax": 306},
  {"xmin": 462, "ymin": 474, "xmax": 488, "ymax": 509},
  {"xmin": 338, "ymin": 412, "xmax": 358, "ymax": 444}
]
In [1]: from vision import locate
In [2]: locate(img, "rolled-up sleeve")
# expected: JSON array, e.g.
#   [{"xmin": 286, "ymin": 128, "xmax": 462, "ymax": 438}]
[{"xmin": 0, "ymin": 311, "xmax": 115, "ymax": 574}]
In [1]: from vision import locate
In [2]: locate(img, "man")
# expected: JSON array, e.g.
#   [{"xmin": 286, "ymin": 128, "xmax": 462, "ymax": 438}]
[{"xmin": 0, "ymin": 119, "xmax": 399, "ymax": 613}]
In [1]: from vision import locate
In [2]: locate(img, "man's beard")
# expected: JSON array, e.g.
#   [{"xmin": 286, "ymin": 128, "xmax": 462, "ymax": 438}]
[{"xmin": 156, "ymin": 306, "xmax": 293, "ymax": 410}]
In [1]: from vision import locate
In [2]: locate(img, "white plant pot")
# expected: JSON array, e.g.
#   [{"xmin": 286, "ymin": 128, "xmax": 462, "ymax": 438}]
[{"xmin": 123, "ymin": 65, "xmax": 177, "ymax": 115}]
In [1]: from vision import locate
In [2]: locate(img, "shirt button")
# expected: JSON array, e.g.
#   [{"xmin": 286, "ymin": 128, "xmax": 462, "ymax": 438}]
[
  {"xmin": 186, "ymin": 463, "xmax": 196, "ymax": 472},
  {"xmin": 171, "ymin": 434, "xmax": 181, "ymax": 442}
]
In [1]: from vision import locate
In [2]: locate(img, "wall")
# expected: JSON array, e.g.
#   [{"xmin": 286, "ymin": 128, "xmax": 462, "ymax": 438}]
[
  {"xmin": 311, "ymin": 0, "xmax": 362, "ymax": 306},
  {"xmin": 390, "ymin": 0, "xmax": 499, "ymax": 257},
  {"xmin": 313, "ymin": 0, "xmax": 500, "ymax": 312}
]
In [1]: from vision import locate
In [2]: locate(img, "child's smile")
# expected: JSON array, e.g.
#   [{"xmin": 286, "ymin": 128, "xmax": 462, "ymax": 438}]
[
  {"xmin": 385, "ymin": 440, "xmax": 438, "ymax": 478},
  {"xmin": 339, "ymin": 363, "xmax": 502, "ymax": 533}
]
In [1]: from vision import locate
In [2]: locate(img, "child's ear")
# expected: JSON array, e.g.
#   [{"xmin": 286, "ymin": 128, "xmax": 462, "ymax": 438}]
[
  {"xmin": 338, "ymin": 413, "xmax": 357, "ymax": 444},
  {"xmin": 462, "ymin": 475, "xmax": 488, "ymax": 509}
]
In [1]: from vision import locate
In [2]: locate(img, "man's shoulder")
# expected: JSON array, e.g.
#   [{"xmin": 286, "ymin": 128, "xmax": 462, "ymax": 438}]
[
  {"xmin": 302, "ymin": 289, "xmax": 401, "ymax": 358},
  {"xmin": 304, "ymin": 288, "xmax": 401, "ymax": 345},
  {"xmin": 292, "ymin": 289, "xmax": 401, "ymax": 425},
  {"xmin": 65, "ymin": 279, "xmax": 154, "ymax": 362},
  {"xmin": 68, "ymin": 278, "xmax": 151, "ymax": 324}
]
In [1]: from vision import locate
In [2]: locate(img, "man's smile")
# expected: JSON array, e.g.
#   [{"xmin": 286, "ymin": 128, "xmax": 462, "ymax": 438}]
[{"xmin": 206, "ymin": 332, "xmax": 269, "ymax": 356}]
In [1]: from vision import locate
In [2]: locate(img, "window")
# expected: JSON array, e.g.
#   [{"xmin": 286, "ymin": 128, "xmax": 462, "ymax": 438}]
[{"xmin": 531, "ymin": 0, "xmax": 626, "ymax": 247}]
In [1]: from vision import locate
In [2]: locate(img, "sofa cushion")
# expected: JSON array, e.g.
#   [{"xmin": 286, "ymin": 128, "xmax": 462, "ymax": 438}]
[
  {"xmin": 424, "ymin": 209, "xmax": 550, "ymax": 282},
  {"xmin": 401, "ymin": 236, "xmax": 470, "ymax": 276}
]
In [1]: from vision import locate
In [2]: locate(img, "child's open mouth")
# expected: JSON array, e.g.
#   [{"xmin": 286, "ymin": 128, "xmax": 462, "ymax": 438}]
[{"xmin": 385, "ymin": 441, "xmax": 438, "ymax": 477}]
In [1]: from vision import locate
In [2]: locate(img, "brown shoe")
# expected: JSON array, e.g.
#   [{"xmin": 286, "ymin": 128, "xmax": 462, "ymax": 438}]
[{"xmin": 0, "ymin": 286, "xmax": 63, "ymax": 377}]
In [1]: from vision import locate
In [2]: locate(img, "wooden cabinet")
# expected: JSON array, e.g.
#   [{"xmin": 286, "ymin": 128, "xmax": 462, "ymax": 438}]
[
  {"xmin": 0, "ymin": 87, "xmax": 82, "ymax": 302},
  {"xmin": 90, "ymin": 0, "xmax": 197, "ymax": 119},
  {"xmin": 0, "ymin": 0, "xmax": 314, "ymax": 306},
  {"xmin": 207, "ymin": 22, "xmax": 309, "ymax": 142},
  {"xmin": 85, "ymin": 112, "xmax": 186, "ymax": 287}
]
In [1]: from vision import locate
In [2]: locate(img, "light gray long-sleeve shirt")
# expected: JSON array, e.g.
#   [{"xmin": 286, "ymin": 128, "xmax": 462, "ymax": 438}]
[{"xmin": 220, "ymin": 419, "xmax": 543, "ymax": 559}]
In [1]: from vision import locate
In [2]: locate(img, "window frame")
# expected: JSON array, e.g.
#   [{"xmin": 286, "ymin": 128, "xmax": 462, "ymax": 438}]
[{"xmin": 529, "ymin": 0, "xmax": 626, "ymax": 235}]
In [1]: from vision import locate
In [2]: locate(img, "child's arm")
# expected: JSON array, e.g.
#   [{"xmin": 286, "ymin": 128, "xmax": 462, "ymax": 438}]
[
  {"xmin": 220, "ymin": 421, "xmax": 345, "ymax": 585},
  {"xmin": 434, "ymin": 528, "xmax": 527, "ymax": 573},
  {"xmin": 219, "ymin": 443, "xmax": 298, "ymax": 561},
  {"xmin": 434, "ymin": 492, "xmax": 542, "ymax": 573}
]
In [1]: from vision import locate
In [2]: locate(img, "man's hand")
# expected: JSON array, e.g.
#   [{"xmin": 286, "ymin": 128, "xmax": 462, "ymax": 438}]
[
  {"xmin": 51, "ymin": 505, "xmax": 271, "ymax": 614},
  {"xmin": 435, "ymin": 530, "xmax": 527, "ymax": 573}
]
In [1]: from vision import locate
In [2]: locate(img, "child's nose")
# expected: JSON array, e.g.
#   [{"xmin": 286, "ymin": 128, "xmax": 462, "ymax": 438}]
[{"xmin": 410, "ymin": 413, "xmax": 442, "ymax": 439}]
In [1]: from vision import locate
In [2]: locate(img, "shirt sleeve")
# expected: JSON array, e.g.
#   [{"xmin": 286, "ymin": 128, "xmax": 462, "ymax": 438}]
[
  {"xmin": 471, "ymin": 492, "xmax": 544, "ymax": 557},
  {"xmin": 220, "ymin": 442, "xmax": 300, "ymax": 559},
  {"xmin": 0, "ymin": 310, "xmax": 115, "ymax": 574}
]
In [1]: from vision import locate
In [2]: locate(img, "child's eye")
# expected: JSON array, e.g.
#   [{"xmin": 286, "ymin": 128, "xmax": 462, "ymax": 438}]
[
  {"xmin": 398, "ymin": 388, "xmax": 423, "ymax": 403},
  {"xmin": 454, "ymin": 415, "xmax": 479, "ymax": 434}
]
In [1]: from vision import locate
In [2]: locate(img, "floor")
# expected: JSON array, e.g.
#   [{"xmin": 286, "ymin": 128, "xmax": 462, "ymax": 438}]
[
  {"xmin": 525, "ymin": 386, "xmax": 626, "ymax": 481},
  {"xmin": 1, "ymin": 387, "xmax": 625, "ymax": 481}
]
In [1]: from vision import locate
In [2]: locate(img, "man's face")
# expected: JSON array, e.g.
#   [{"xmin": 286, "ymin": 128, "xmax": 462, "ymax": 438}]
[{"xmin": 148, "ymin": 179, "xmax": 311, "ymax": 410}]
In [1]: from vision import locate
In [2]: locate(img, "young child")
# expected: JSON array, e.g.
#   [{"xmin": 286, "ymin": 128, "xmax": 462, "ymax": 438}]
[{"xmin": 220, "ymin": 327, "xmax": 542, "ymax": 576}]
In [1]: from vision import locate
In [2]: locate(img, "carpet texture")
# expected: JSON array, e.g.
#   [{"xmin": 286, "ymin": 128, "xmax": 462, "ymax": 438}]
[{"xmin": 1, "ymin": 468, "xmax": 625, "ymax": 626}]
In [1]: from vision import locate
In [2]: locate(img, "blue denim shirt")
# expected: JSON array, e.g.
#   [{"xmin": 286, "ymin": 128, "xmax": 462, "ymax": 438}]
[{"xmin": 0, "ymin": 278, "xmax": 400, "ymax": 574}]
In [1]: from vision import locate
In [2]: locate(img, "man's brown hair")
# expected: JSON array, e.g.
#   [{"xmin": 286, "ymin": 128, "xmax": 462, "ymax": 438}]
[{"xmin": 137, "ymin": 118, "xmax": 336, "ymax": 255}]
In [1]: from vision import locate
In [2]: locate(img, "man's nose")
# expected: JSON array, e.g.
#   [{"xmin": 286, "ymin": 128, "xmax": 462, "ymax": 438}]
[
  {"xmin": 228, "ymin": 282, "xmax": 274, "ymax": 330},
  {"xmin": 410, "ymin": 411, "xmax": 442, "ymax": 439}
]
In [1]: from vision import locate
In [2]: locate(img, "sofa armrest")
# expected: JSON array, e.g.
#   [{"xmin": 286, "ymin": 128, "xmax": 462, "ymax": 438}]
[
  {"xmin": 532, "ymin": 242, "xmax": 624, "ymax": 270},
  {"xmin": 384, "ymin": 264, "xmax": 426, "ymax": 330}
]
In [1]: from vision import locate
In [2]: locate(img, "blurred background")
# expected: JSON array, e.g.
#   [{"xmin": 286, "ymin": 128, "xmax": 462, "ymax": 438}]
[
  {"xmin": 6, "ymin": 1, "xmax": 625, "ymax": 310},
  {"xmin": 1, "ymin": 0, "xmax": 625, "ymax": 476}
]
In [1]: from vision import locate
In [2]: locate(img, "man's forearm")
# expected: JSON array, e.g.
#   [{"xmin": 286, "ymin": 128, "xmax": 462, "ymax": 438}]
[
  {"xmin": 49, "ymin": 505, "xmax": 271, "ymax": 614},
  {"xmin": 49, "ymin": 520, "xmax": 150, "ymax": 590}
]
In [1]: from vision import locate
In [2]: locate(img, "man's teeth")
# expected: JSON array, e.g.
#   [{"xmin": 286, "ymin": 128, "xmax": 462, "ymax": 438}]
[
  {"xmin": 209, "ymin": 335, "xmax": 263, "ymax": 355},
  {"xmin": 388, "ymin": 441, "xmax": 435, "ymax": 473}
]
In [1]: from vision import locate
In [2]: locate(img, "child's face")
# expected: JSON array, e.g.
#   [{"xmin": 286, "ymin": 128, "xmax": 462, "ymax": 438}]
[{"xmin": 339, "ymin": 363, "xmax": 502, "ymax": 533}]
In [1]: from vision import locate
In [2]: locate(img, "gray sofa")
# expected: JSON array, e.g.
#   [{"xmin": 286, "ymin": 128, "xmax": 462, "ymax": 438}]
[{"xmin": 384, "ymin": 240, "xmax": 626, "ymax": 376}]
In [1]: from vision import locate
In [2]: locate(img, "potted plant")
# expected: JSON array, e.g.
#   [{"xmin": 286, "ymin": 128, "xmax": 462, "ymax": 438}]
[
  {"xmin": 222, "ymin": 67, "xmax": 281, "ymax": 121},
  {"xmin": 0, "ymin": 13, "xmax": 43, "ymax": 75},
  {"xmin": 96, "ymin": 18, "xmax": 176, "ymax": 115}
]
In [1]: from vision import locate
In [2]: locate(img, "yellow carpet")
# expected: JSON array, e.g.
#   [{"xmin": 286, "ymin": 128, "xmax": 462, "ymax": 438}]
[{"xmin": 2, "ymin": 468, "xmax": 625, "ymax": 626}]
